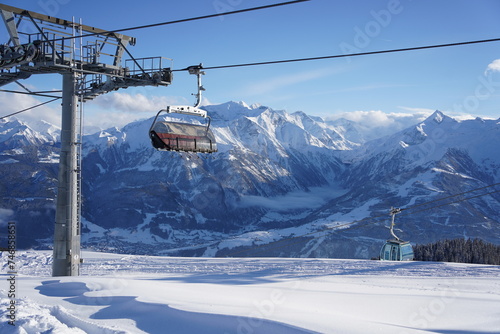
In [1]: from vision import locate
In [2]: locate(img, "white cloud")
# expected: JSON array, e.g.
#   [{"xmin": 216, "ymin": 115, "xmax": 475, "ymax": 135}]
[
  {"xmin": 485, "ymin": 59, "xmax": 500, "ymax": 74},
  {"xmin": 330, "ymin": 109, "xmax": 430, "ymax": 128},
  {"xmin": 239, "ymin": 186, "xmax": 343, "ymax": 212},
  {"xmin": 0, "ymin": 92, "xmax": 60, "ymax": 126},
  {"xmin": 0, "ymin": 90, "xmax": 202, "ymax": 130},
  {"xmin": 84, "ymin": 111, "xmax": 145, "ymax": 130},
  {"xmin": 327, "ymin": 109, "xmax": 433, "ymax": 140},
  {"xmin": 90, "ymin": 92, "xmax": 185, "ymax": 113},
  {"xmin": 84, "ymin": 92, "xmax": 190, "ymax": 129},
  {"xmin": 397, "ymin": 106, "xmax": 436, "ymax": 114}
]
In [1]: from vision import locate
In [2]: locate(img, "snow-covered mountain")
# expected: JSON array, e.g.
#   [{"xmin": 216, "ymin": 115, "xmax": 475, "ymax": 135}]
[
  {"xmin": 0, "ymin": 118, "xmax": 58, "ymax": 149},
  {"xmin": 1, "ymin": 103, "xmax": 499, "ymax": 258},
  {"xmin": 79, "ymin": 102, "xmax": 352, "ymax": 253},
  {"xmin": 300, "ymin": 111, "xmax": 500, "ymax": 258}
]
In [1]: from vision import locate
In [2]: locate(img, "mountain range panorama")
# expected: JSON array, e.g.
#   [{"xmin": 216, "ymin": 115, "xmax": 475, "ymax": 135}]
[{"xmin": 0, "ymin": 101, "xmax": 499, "ymax": 259}]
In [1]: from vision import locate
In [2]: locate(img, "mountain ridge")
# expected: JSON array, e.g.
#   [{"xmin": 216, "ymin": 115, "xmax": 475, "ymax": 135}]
[{"xmin": 1, "ymin": 104, "xmax": 499, "ymax": 258}]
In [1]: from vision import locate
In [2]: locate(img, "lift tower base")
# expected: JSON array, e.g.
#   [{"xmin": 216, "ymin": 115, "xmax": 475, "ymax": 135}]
[{"xmin": 53, "ymin": 72, "xmax": 80, "ymax": 276}]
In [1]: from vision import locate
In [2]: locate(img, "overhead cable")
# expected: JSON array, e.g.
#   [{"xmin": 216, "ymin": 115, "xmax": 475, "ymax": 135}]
[
  {"xmin": 0, "ymin": 89, "xmax": 62, "ymax": 99},
  {"xmin": 0, "ymin": 97, "xmax": 60, "ymax": 120},
  {"xmin": 176, "ymin": 37, "xmax": 500, "ymax": 71},
  {"xmin": 48, "ymin": 0, "xmax": 310, "ymax": 42},
  {"xmin": 221, "ymin": 183, "xmax": 500, "ymax": 256},
  {"xmin": 400, "ymin": 188, "xmax": 500, "ymax": 217},
  {"xmin": 400, "ymin": 182, "xmax": 500, "ymax": 213},
  {"xmin": 173, "ymin": 182, "xmax": 500, "ymax": 257}
]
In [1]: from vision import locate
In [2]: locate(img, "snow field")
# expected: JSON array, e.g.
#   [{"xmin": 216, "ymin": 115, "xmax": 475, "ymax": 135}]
[{"xmin": 1, "ymin": 251, "xmax": 499, "ymax": 333}]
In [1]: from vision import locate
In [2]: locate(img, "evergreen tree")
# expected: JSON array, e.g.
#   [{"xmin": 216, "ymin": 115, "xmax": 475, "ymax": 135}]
[{"xmin": 413, "ymin": 238, "xmax": 500, "ymax": 265}]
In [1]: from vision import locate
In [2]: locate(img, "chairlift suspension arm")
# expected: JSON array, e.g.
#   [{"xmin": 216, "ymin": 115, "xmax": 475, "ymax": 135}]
[
  {"xmin": 154, "ymin": 64, "xmax": 208, "ymax": 118},
  {"xmin": 389, "ymin": 207, "xmax": 402, "ymax": 241},
  {"xmin": 187, "ymin": 64, "xmax": 205, "ymax": 108},
  {"xmin": 149, "ymin": 64, "xmax": 216, "ymax": 153}
]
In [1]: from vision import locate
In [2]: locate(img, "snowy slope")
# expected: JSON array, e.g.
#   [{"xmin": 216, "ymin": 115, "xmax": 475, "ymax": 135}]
[{"xmin": 1, "ymin": 251, "xmax": 499, "ymax": 334}]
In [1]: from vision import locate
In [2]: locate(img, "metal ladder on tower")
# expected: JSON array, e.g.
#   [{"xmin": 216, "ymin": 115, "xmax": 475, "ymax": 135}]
[{"xmin": 73, "ymin": 18, "xmax": 84, "ymax": 247}]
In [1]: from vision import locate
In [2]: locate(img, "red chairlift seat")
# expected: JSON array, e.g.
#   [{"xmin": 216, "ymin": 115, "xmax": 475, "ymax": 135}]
[
  {"xmin": 149, "ymin": 112, "xmax": 217, "ymax": 153},
  {"xmin": 149, "ymin": 64, "xmax": 217, "ymax": 153}
]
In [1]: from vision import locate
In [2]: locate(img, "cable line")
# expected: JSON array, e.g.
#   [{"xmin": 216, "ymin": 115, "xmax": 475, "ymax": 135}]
[
  {"xmin": 33, "ymin": 0, "xmax": 500, "ymax": 75},
  {"xmin": 177, "ymin": 37, "xmax": 500, "ymax": 71},
  {"xmin": 400, "ymin": 182, "xmax": 500, "ymax": 214},
  {"xmin": 10, "ymin": 37, "xmax": 499, "ymax": 119},
  {"xmin": 185, "ymin": 183, "xmax": 500, "ymax": 257},
  {"xmin": 116, "ymin": 0, "xmax": 309, "ymax": 33},
  {"xmin": 0, "ymin": 97, "xmax": 61, "ymax": 120},
  {"xmin": 46, "ymin": 0, "xmax": 310, "ymax": 43},
  {"xmin": 400, "ymin": 189, "xmax": 500, "ymax": 217},
  {"xmin": 219, "ymin": 183, "xmax": 500, "ymax": 257},
  {"xmin": 180, "ymin": 182, "xmax": 498, "ymax": 257},
  {"xmin": 232, "ymin": 188, "xmax": 500, "ymax": 257},
  {"xmin": 0, "ymin": 89, "xmax": 61, "ymax": 99}
]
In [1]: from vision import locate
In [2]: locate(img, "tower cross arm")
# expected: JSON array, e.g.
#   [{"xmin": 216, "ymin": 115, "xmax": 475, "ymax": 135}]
[{"xmin": 0, "ymin": 3, "xmax": 133, "ymax": 41}]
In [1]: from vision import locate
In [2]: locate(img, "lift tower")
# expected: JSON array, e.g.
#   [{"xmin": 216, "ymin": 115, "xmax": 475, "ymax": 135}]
[{"xmin": 0, "ymin": 4, "xmax": 173, "ymax": 276}]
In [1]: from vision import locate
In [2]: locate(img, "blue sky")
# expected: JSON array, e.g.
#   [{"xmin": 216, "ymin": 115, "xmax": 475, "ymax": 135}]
[{"xmin": 1, "ymin": 0, "xmax": 500, "ymax": 129}]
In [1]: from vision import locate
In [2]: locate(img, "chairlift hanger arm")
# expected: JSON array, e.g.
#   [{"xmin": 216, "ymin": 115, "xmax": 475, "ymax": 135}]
[
  {"xmin": 187, "ymin": 64, "xmax": 205, "ymax": 108},
  {"xmin": 155, "ymin": 64, "xmax": 207, "ymax": 117},
  {"xmin": 389, "ymin": 207, "xmax": 401, "ymax": 241}
]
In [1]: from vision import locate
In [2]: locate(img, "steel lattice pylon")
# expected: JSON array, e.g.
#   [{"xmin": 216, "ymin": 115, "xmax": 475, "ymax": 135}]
[{"xmin": 0, "ymin": 4, "xmax": 173, "ymax": 276}]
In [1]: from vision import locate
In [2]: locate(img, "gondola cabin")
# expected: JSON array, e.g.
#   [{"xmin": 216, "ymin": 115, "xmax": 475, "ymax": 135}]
[
  {"xmin": 380, "ymin": 239, "xmax": 414, "ymax": 261},
  {"xmin": 379, "ymin": 207, "xmax": 414, "ymax": 261},
  {"xmin": 150, "ymin": 120, "xmax": 217, "ymax": 153}
]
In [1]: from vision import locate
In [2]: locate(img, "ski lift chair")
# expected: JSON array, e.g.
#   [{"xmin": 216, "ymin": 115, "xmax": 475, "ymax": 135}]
[{"xmin": 149, "ymin": 64, "xmax": 217, "ymax": 153}]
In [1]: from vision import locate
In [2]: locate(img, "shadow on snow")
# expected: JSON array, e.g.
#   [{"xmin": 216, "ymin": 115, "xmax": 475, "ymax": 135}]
[{"xmin": 36, "ymin": 280, "xmax": 314, "ymax": 334}]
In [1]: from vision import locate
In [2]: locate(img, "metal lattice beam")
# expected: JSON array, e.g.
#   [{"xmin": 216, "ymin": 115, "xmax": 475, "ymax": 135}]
[{"xmin": 0, "ymin": 4, "xmax": 173, "ymax": 277}]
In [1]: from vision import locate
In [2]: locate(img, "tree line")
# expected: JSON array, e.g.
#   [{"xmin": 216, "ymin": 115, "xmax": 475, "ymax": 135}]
[{"xmin": 413, "ymin": 238, "xmax": 500, "ymax": 265}]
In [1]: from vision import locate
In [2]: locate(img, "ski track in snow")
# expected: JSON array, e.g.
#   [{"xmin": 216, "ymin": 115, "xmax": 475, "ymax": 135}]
[{"xmin": 1, "ymin": 251, "xmax": 500, "ymax": 334}]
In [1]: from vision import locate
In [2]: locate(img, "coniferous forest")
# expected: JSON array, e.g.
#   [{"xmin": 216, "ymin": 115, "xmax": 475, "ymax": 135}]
[{"xmin": 413, "ymin": 238, "xmax": 500, "ymax": 265}]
